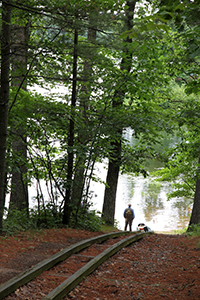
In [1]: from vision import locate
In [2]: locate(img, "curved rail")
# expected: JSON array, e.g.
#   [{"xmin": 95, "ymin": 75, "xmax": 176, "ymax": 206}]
[
  {"xmin": 43, "ymin": 231, "xmax": 153, "ymax": 300},
  {"xmin": 0, "ymin": 230, "xmax": 153, "ymax": 299}
]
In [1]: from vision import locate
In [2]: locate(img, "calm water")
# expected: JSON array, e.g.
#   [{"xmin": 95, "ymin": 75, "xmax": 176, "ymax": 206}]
[
  {"xmin": 91, "ymin": 130, "xmax": 191, "ymax": 232},
  {"xmin": 91, "ymin": 166, "xmax": 190, "ymax": 232}
]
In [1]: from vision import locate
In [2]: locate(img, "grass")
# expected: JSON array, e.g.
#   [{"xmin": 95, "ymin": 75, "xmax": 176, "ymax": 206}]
[
  {"xmin": 155, "ymin": 230, "xmax": 179, "ymax": 234},
  {"xmin": 155, "ymin": 224, "xmax": 200, "ymax": 237},
  {"xmin": 100, "ymin": 224, "xmax": 120, "ymax": 233},
  {"xmin": 173, "ymin": 224, "xmax": 200, "ymax": 237}
]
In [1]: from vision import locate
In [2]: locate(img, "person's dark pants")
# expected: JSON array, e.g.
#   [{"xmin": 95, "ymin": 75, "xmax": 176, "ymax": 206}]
[{"xmin": 124, "ymin": 218, "xmax": 133, "ymax": 231}]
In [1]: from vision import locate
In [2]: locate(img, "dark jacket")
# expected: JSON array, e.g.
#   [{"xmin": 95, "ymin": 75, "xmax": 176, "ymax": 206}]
[{"xmin": 124, "ymin": 207, "xmax": 135, "ymax": 219}]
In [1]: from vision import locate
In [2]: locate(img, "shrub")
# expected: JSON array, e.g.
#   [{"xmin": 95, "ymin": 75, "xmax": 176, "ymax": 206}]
[
  {"xmin": 187, "ymin": 223, "xmax": 200, "ymax": 236},
  {"xmin": 2, "ymin": 204, "xmax": 62, "ymax": 235},
  {"xmin": 29, "ymin": 204, "xmax": 62, "ymax": 229},
  {"xmin": 3, "ymin": 207, "xmax": 36, "ymax": 235},
  {"xmin": 71, "ymin": 209, "xmax": 105, "ymax": 232},
  {"xmin": 2, "ymin": 203, "xmax": 106, "ymax": 235}
]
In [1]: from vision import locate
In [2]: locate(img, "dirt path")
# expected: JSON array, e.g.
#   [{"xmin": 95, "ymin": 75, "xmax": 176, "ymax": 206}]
[{"xmin": 1, "ymin": 229, "xmax": 200, "ymax": 299}]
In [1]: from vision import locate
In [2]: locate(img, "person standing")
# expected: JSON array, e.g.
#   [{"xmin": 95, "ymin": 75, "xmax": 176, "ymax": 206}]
[{"xmin": 124, "ymin": 204, "xmax": 135, "ymax": 231}]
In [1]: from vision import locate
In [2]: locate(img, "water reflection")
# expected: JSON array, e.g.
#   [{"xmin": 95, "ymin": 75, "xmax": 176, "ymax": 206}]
[
  {"xmin": 172, "ymin": 198, "xmax": 191, "ymax": 228},
  {"xmin": 141, "ymin": 180, "xmax": 164, "ymax": 222},
  {"xmin": 117, "ymin": 176, "xmax": 189, "ymax": 231},
  {"xmin": 92, "ymin": 164, "xmax": 190, "ymax": 232}
]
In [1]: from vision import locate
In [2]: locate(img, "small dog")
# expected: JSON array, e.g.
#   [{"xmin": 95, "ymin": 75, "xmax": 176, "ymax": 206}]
[{"xmin": 137, "ymin": 223, "xmax": 149, "ymax": 232}]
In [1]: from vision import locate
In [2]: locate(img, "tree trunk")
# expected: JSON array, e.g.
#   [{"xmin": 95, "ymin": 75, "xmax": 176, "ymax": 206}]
[
  {"xmin": 0, "ymin": 0, "xmax": 11, "ymax": 235},
  {"xmin": 63, "ymin": 29, "xmax": 78, "ymax": 225},
  {"xmin": 9, "ymin": 137, "xmax": 28, "ymax": 212},
  {"xmin": 102, "ymin": 0, "xmax": 136, "ymax": 225},
  {"xmin": 188, "ymin": 152, "xmax": 200, "ymax": 227},
  {"xmin": 102, "ymin": 140, "xmax": 121, "ymax": 225},
  {"xmin": 9, "ymin": 24, "xmax": 29, "ymax": 214},
  {"xmin": 71, "ymin": 23, "xmax": 96, "ymax": 216}
]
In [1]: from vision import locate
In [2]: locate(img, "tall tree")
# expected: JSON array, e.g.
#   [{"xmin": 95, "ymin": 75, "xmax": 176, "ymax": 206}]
[
  {"xmin": 70, "ymin": 15, "xmax": 97, "ymax": 225},
  {"xmin": 62, "ymin": 28, "xmax": 78, "ymax": 225},
  {"xmin": 102, "ymin": 0, "xmax": 136, "ymax": 225},
  {"xmin": 0, "ymin": 0, "xmax": 11, "ymax": 234},
  {"xmin": 9, "ymin": 21, "xmax": 29, "ymax": 213}
]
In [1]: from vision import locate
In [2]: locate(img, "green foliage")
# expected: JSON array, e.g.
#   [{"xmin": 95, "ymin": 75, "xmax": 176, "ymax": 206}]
[
  {"xmin": 153, "ymin": 142, "xmax": 197, "ymax": 201},
  {"xmin": 153, "ymin": 82, "xmax": 200, "ymax": 201},
  {"xmin": 3, "ymin": 207, "xmax": 36, "ymax": 236},
  {"xmin": 2, "ymin": 204, "xmax": 62, "ymax": 235},
  {"xmin": 3, "ymin": 0, "xmax": 200, "ymax": 232},
  {"xmin": 173, "ymin": 227, "xmax": 188, "ymax": 235},
  {"xmin": 2, "ymin": 204, "xmax": 106, "ymax": 235},
  {"xmin": 187, "ymin": 223, "xmax": 200, "ymax": 237},
  {"xmin": 29, "ymin": 204, "xmax": 62, "ymax": 229},
  {"xmin": 99, "ymin": 222, "xmax": 119, "ymax": 232},
  {"xmin": 72, "ymin": 209, "xmax": 105, "ymax": 232},
  {"xmin": 69, "ymin": 200, "xmax": 106, "ymax": 232}
]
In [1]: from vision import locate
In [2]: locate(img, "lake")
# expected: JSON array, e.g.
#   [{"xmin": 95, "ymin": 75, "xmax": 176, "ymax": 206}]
[
  {"xmin": 90, "ymin": 130, "xmax": 191, "ymax": 232},
  {"xmin": 91, "ymin": 165, "xmax": 191, "ymax": 232}
]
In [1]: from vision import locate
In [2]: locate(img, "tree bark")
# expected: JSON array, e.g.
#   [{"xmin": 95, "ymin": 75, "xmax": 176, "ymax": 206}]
[
  {"xmin": 63, "ymin": 28, "xmax": 78, "ymax": 225},
  {"xmin": 102, "ymin": 0, "xmax": 136, "ymax": 225},
  {"xmin": 0, "ymin": 0, "xmax": 11, "ymax": 235},
  {"xmin": 102, "ymin": 141, "xmax": 122, "ymax": 225},
  {"xmin": 71, "ymin": 23, "xmax": 97, "ymax": 218},
  {"xmin": 188, "ymin": 152, "xmax": 200, "ymax": 227},
  {"xmin": 9, "ymin": 24, "xmax": 29, "ymax": 214}
]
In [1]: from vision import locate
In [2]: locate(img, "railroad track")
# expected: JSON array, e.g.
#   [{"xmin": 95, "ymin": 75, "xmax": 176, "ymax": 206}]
[{"xmin": 0, "ymin": 230, "xmax": 153, "ymax": 300}]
